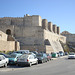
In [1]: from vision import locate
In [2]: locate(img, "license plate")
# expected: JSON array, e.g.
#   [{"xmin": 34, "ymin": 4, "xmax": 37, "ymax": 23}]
[{"xmin": 18, "ymin": 59, "xmax": 27, "ymax": 62}]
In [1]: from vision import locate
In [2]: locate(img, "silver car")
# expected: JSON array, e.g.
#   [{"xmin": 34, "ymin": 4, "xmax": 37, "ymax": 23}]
[
  {"xmin": 68, "ymin": 53, "xmax": 75, "ymax": 59},
  {"xmin": 17, "ymin": 54, "xmax": 38, "ymax": 67},
  {"xmin": 0, "ymin": 55, "xmax": 9, "ymax": 67}
]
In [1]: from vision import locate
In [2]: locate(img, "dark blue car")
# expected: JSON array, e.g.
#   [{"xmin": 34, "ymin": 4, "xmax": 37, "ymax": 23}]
[{"xmin": 36, "ymin": 53, "xmax": 47, "ymax": 63}]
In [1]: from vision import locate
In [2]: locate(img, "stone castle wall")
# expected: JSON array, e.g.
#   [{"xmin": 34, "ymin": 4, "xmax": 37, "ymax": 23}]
[
  {"xmin": 14, "ymin": 26, "xmax": 44, "ymax": 46},
  {"xmin": 23, "ymin": 15, "xmax": 42, "ymax": 26},
  {"xmin": 0, "ymin": 30, "xmax": 7, "ymax": 41},
  {"xmin": 61, "ymin": 31, "xmax": 75, "ymax": 43},
  {"xmin": 0, "ymin": 14, "xmax": 60, "ymax": 35},
  {"xmin": 0, "ymin": 14, "xmax": 66, "ymax": 53},
  {"xmin": 0, "ymin": 41, "xmax": 15, "ymax": 52},
  {"xmin": 0, "ymin": 17, "xmax": 23, "ymax": 26},
  {"xmin": 44, "ymin": 30, "xmax": 66, "ymax": 52},
  {"xmin": 0, "ymin": 30, "xmax": 20, "ymax": 52},
  {"xmin": 65, "ymin": 34, "xmax": 75, "ymax": 43}
]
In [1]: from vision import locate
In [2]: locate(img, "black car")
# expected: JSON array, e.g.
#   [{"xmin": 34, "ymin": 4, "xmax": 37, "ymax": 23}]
[{"xmin": 36, "ymin": 53, "xmax": 47, "ymax": 63}]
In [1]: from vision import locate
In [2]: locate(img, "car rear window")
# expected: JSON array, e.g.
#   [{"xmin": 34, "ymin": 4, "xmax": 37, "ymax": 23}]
[
  {"xmin": 9, "ymin": 54, "xmax": 16, "ymax": 58},
  {"xmin": 19, "ymin": 54, "xmax": 28, "ymax": 59}
]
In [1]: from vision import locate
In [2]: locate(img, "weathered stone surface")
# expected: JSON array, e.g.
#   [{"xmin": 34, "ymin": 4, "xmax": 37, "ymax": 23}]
[
  {"xmin": 48, "ymin": 22, "xmax": 53, "ymax": 32},
  {"xmin": 57, "ymin": 26, "xmax": 60, "ymax": 34},
  {"xmin": 53, "ymin": 24, "xmax": 57, "ymax": 33},
  {"xmin": 0, "ymin": 14, "xmax": 66, "ymax": 53},
  {"xmin": 0, "ymin": 30, "xmax": 20, "ymax": 52},
  {"xmin": 61, "ymin": 31, "xmax": 75, "ymax": 43},
  {"xmin": 42, "ymin": 19, "xmax": 48, "ymax": 30}
]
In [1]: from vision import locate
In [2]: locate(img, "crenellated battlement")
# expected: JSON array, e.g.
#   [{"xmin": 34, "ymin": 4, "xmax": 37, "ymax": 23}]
[
  {"xmin": 0, "ymin": 14, "xmax": 66, "ymax": 53},
  {"xmin": 0, "ymin": 14, "xmax": 60, "ymax": 34},
  {"xmin": 2, "ymin": 17, "xmax": 23, "ymax": 19}
]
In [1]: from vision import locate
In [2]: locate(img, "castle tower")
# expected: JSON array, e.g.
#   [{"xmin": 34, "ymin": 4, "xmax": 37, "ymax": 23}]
[
  {"xmin": 53, "ymin": 24, "xmax": 57, "ymax": 33},
  {"xmin": 48, "ymin": 22, "xmax": 53, "ymax": 32},
  {"xmin": 23, "ymin": 14, "xmax": 42, "ymax": 26},
  {"xmin": 42, "ymin": 19, "xmax": 48, "ymax": 30},
  {"xmin": 57, "ymin": 26, "xmax": 60, "ymax": 34}
]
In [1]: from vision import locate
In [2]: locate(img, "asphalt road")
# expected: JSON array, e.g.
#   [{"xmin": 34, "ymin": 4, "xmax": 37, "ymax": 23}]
[{"xmin": 1, "ymin": 56, "xmax": 75, "ymax": 75}]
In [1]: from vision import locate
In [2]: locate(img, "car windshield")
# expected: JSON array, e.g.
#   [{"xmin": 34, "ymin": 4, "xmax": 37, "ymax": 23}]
[
  {"xmin": 10, "ymin": 54, "xmax": 16, "ymax": 58},
  {"xmin": 69, "ymin": 53, "xmax": 75, "ymax": 55},
  {"xmin": 14, "ymin": 52, "xmax": 23, "ymax": 54},
  {"xmin": 19, "ymin": 54, "xmax": 28, "ymax": 59}
]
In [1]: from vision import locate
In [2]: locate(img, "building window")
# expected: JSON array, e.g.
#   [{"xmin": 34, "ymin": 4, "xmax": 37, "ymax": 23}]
[{"xmin": 6, "ymin": 29, "xmax": 11, "ymax": 35}]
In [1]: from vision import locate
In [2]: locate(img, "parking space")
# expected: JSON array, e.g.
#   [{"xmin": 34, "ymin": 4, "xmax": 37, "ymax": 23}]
[{"xmin": 0, "ymin": 55, "xmax": 68, "ymax": 72}]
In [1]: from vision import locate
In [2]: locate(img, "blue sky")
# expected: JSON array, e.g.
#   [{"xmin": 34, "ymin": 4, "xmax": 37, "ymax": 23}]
[{"xmin": 0, "ymin": 0, "xmax": 75, "ymax": 33}]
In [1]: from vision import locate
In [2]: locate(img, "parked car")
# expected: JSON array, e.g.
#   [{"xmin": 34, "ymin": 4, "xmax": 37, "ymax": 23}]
[
  {"xmin": 13, "ymin": 50, "xmax": 30, "ymax": 54},
  {"xmin": 0, "ymin": 53, "xmax": 10, "ymax": 58},
  {"xmin": 7, "ymin": 51, "xmax": 14, "ymax": 55},
  {"xmin": 68, "ymin": 53, "xmax": 75, "ymax": 59},
  {"xmin": 17, "ymin": 54, "xmax": 38, "ymax": 67},
  {"xmin": 59, "ymin": 51, "xmax": 64, "ymax": 56},
  {"xmin": 64, "ymin": 52, "xmax": 68, "ymax": 55},
  {"xmin": 30, "ymin": 52, "xmax": 36, "ymax": 58},
  {"xmin": 36, "ymin": 53, "xmax": 47, "ymax": 63},
  {"xmin": 57, "ymin": 53, "xmax": 60, "ymax": 57},
  {"xmin": 47, "ymin": 53, "xmax": 52, "ymax": 61},
  {"xmin": 0, "ymin": 55, "xmax": 9, "ymax": 67},
  {"xmin": 31, "ymin": 51, "xmax": 38, "ymax": 54},
  {"xmin": 51, "ymin": 52, "xmax": 58, "ymax": 58},
  {"xmin": 9, "ymin": 53, "xmax": 22, "ymax": 64}
]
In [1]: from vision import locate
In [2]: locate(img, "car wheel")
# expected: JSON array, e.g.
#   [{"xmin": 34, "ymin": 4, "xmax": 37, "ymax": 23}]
[
  {"xmin": 50, "ymin": 58, "xmax": 52, "ymax": 60},
  {"xmin": 29, "ymin": 63, "xmax": 32, "ymax": 67},
  {"xmin": 46, "ymin": 59, "xmax": 47, "ymax": 62},
  {"xmin": 16, "ymin": 64, "xmax": 20, "ymax": 66},
  {"xmin": 36, "ymin": 61, "xmax": 38, "ymax": 65},
  {"xmin": 41, "ymin": 60, "xmax": 43, "ymax": 63},
  {"xmin": 47, "ymin": 59, "xmax": 49, "ymax": 61},
  {"xmin": 4, "ymin": 63, "xmax": 7, "ymax": 67}
]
